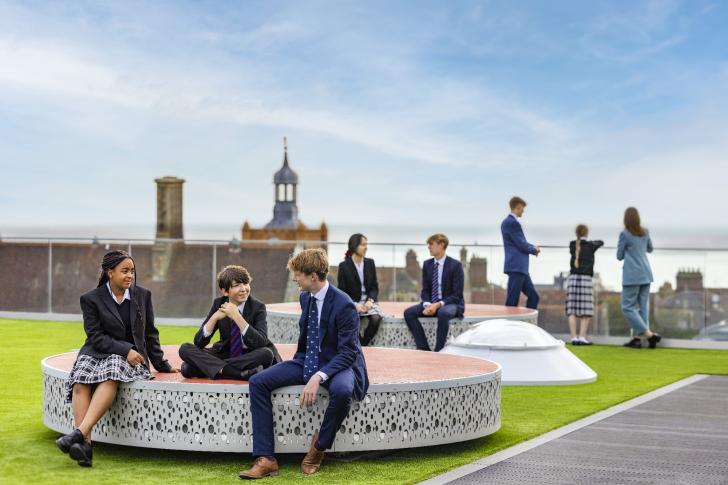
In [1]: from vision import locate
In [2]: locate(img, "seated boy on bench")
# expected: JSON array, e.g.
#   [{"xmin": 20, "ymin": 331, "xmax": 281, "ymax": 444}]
[{"xmin": 179, "ymin": 265, "xmax": 280, "ymax": 380}]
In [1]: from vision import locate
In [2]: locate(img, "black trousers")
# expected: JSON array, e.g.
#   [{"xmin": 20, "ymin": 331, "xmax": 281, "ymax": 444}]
[
  {"xmin": 359, "ymin": 314, "xmax": 383, "ymax": 346},
  {"xmin": 178, "ymin": 343, "xmax": 277, "ymax": 379}
]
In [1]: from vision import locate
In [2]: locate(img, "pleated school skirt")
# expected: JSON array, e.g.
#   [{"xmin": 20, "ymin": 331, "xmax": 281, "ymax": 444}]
[{"xmin": 64, "ymin": 354, "xmax": 151, "ymax": 403}]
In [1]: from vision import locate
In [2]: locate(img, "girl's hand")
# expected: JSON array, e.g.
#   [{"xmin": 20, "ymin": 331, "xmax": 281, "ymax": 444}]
[{"xmin": 127, "ymin": 349, "xmax": 144, "ymax": 366}]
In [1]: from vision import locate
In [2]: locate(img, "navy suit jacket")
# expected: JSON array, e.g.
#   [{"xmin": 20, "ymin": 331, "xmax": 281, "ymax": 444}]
[
  {"xmin": 501, "ymin": 214, "xmax": 537, "ymax": 274},
  {"xmin": 420, "ymin": 256, "xmax": 465, "ymax": 317},
  {"xmin": 294, "ymin": 285, "xmax": 369, "ymax": 401}
]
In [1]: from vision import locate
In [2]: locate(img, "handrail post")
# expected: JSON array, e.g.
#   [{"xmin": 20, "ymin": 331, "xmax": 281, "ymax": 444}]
[
  {"xmin": 47, "ymin": 240, "xmax": 53, "ymax": 313},
  {"xmin": 212, "ymin": 243, "xmax": 217, "ymax": 301},
  {"xmin": 392, "ymin": 244, "xmax": 397, "ymax": 301}
]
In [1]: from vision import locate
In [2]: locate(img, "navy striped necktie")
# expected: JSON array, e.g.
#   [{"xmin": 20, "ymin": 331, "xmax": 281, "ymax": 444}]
[
  {"xmin": 432, "ymin": 261, "xmax": 440, "ymax": 302},
  {"xmin": 229, "ymin": 309, "xmax": 243, "ymax": 357}
]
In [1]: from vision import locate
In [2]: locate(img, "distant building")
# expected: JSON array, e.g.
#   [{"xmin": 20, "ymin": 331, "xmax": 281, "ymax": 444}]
[
  {"xmin": 655, "ymin": 268, "xmax": 727, "ymax": 334},
  {"xmin": 242, "ymin": 138, "xmax": 327, "ymax": 244},
  {"xmin": 0, "ymin": 142, "xmax": 322, "ymax": 316},
  {"xmin": 676, "ymin": 268, "xmax": 704, "ymax": 292}
]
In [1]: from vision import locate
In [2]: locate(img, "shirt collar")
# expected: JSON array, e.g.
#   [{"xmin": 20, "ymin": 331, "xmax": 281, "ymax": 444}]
[
  {"xmin": 106, "ymin": 282, "xmax": 130, "ymax": 303},
  {"xmin": 311, "ymin": 281, "xmax": 330, "ymax": 302},
  {"xmin": 435, "ymin": 254, "xmax": 447, "ymax": 264}
]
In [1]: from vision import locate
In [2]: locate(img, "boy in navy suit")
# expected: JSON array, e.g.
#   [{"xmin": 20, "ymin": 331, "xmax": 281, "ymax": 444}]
[
  {"xmin": 403, "ymin": 233, "xmax": 465, "ymax": 351},
  {"xmin": 178, "ymin": 266, "xmax": 280, "ymax": 381},
  {"xmin": 501, "ymin": 196, "xmax": 541, "ymax": 309},
  {"xmin": 239, "ymin": 249, "xmax": 369, "ymax": 479}
]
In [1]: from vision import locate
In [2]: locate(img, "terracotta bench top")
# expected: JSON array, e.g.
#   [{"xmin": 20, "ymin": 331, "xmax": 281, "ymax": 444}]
[{"xmin": 44, "ymin": 344, "xmax": 500, "ymax": 386}]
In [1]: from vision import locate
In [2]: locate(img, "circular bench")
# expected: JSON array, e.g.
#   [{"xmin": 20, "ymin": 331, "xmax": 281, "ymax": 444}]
[
  {"xmin": 42, "ymin": 345, "xmax": 501, "ymax": 453},
  {"xmin": 267, "ymin": 302, "xmax": 538, "ymax": 348}
]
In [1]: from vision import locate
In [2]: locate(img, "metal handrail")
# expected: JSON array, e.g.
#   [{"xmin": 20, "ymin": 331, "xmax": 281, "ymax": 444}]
[{"xmin": 1, "ymin": 236, "xmax": 726, "ymax": 252}]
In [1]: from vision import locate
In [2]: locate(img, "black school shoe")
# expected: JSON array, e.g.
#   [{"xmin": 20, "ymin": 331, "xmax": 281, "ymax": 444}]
[
  {"xmin": 623, "ymin": 337, "xmax": 642, "ymax": 349},
  {"xmin": 647, "ymin": 333, "xmax": 662, "ymax": 349},
  {"xmin": 180, "ymin": 362, "xmax": 196, "ymax": 379},
  {"xmin": 56, "ymin": 429, "xmax": 84, "ymax": 454},
  {"xmin": 69, "ymin": 441, "xmax": 93, "ymax": 467}
]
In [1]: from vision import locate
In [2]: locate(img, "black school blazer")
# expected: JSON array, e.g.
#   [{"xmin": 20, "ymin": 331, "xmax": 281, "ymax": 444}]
[
  {"xmin": 78, "ymin": 285, "xmax": 172, "ymax": 372},
  {"xmin": 337, "ymin": 257, "xmax": 379, "ymax": 303},
  {"xmin": 192, "ymin": 295, "xmax": 282, "ymax": 363}
]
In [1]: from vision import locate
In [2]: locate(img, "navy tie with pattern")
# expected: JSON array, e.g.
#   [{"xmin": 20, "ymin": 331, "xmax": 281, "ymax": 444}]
[
  {"xmin": 431, "ymin": 261, "xmax": 440, "ymax": 304},
  {"xmin": 303, "ymin": 295, "xmax": 320, "ymax": 382},
  {"xmin": 229, "ymin": 312, "xmax": 243, "ymax": 358}
]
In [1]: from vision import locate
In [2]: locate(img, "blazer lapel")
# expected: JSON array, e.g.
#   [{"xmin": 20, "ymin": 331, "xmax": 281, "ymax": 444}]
[
  {"xmin": 348, "ymin": 258, "xmax": 362, "ymax": 286},
  {"xmin": 242, "ymin": 298, "xmax": 252, "ymax": 322},
  {"xmin": 442, "ymin": 256, "xmax": 450, "ymax": 289},
  {"xmin": 320, "ymin": 286, "xmax": 335, "ymax": 343},
  {"xmin": 99, "ymin": 287, "xmax": 124, "ymax": 326},
  {"xmin": 299, "ymin": 293, "xmax": 310, "ymax": 335},
  {"xmin": 129, "ymin": 292, "xmax": 140, "ymax": 330}
]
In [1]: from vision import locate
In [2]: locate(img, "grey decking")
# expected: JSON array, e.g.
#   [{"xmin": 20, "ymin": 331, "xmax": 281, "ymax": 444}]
[{"xmin": 447, "ymin": 375, "xmax": 728, "ymax": 485}]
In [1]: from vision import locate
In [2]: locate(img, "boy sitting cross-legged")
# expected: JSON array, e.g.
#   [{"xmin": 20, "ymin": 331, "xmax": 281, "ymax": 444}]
[{"xmin": 179, "ymin": 265, "xmax": 281, "ymax": 380}]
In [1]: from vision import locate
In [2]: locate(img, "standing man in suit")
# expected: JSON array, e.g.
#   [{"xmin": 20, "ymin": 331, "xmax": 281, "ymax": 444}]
[
  {"xmin": 239, "ymin": 249, "xmax": 369, "ymax": 479},
  {"xmin": 178, "ymin": 265, "xmax": 280, "ymax": 381},
  {"xmin": 501, "ymin": 196, "xmax": 541, "ymax": 309},
  {"xmin": 403, "ymin": 234, "xmax": 465, "ymax": 352}
]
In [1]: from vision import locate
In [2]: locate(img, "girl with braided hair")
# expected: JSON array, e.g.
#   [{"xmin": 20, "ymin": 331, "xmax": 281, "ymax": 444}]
[
  {"xmin": 55, "ymin": 250, "xmax": 177, "ymax": 467},
  {"xmin": 566, "ymin": 225, "xmax": 603, "ymax": 345}
]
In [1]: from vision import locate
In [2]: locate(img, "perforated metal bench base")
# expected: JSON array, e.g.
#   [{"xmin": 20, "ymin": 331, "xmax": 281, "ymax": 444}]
[
  {"xmin": 42, "ymin": 345, "xmax": 501, "ymax": 453},
  {"xmin": 267, "ymin": 302, "xmax": 538, "ymax": 349}
]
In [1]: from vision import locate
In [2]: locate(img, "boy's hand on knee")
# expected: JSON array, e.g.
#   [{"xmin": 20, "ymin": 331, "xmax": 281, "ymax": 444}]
[{"xmin": 300, "ymin": 375, "xmax": 322, "ymax": 407}]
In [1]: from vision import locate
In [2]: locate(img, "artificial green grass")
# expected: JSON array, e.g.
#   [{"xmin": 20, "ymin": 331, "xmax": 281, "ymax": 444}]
[{"xmin": 0, "ymin": 318, "xmax": 726, "ymax": 485}]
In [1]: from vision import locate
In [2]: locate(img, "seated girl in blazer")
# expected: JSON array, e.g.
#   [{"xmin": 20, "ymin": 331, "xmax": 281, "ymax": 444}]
[
  {"xmin": 337, "ymin": 233, "xmax": 383, "ymax": 346},
  {"xmin": 55, "ymin": 250, "xmax": 176, "ymax": 467}
]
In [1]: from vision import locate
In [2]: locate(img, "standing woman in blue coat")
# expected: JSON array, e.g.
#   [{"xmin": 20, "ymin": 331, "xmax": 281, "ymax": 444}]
[
  {"xmin": 55, "ymin": 250, "xmax": 177, "ymax": 467},
  {"xmin": 618, "ymin": 208, "xmax": 661, "ymax": 349}
]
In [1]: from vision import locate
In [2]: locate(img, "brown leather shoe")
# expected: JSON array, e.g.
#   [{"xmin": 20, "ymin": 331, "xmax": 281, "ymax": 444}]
[
  {"xmin": 239, "ymin": 456, "xmax": 279, "ymax": 479},
  {"xmin": 301, "ymin": 432, "xmax": 325, "ymax": 475}
]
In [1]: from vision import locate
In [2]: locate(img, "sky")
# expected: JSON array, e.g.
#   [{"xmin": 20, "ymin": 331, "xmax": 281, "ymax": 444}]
[{"xmin": 1, "ymin": 0, "xmax": 727, "ymax": 238}]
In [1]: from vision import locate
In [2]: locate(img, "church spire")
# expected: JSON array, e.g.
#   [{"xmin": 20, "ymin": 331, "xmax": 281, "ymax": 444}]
[{"xmin": 266, "ymin": 137, "xmax": 299, "ymax": 229}]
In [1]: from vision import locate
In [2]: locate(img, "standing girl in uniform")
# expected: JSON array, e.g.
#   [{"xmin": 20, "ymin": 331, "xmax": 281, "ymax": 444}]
[{"xmin": 566, "ymin": 225, "xmax": 603, "ymax": 345}]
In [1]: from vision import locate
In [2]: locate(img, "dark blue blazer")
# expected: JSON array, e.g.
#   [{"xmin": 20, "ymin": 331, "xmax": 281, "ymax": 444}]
[
  {"xmin": 420, "ymin": 256, "xmax": 465, "ymax": 316},
  {"xmin": 294, "ymin": 284, "xmax": 369, "ymax": 401},
  {"xmin": 501, "ymin": 214, "xmax": 537, "ymax": 274}
]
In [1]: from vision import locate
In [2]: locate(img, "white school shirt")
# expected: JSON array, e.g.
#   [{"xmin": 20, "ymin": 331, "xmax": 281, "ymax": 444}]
[
  {"xmin": 106, "ymin": 282, "xmax": 130, "ymax": 303},
  {"xmin": 353, "ymin": 258, "xmax": 366, "ymax": 296}
]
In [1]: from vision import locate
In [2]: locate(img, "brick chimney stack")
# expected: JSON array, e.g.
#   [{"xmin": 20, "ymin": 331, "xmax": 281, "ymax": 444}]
[{"xmin": 155, "ymin": 176, "xmax": 185, "ymax": 240}]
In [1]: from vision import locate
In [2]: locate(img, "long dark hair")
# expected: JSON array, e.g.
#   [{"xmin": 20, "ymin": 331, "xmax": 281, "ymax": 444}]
[
  {"xmin": 345, "ymin": 233, "xmax": 367, "ymax": 258},
  {"xmin": 624, "ymin": 207, "xmax": 645, "ymax": 237}
]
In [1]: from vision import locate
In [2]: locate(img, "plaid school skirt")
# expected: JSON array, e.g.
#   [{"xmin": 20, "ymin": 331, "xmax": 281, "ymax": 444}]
[
  {"xmin": 565, "ymin": 274, "xmax": 594, "ymax": 317},
  {"xmin": 64, "ymin": 354, "xmax": 151, "ymax": 404}
]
